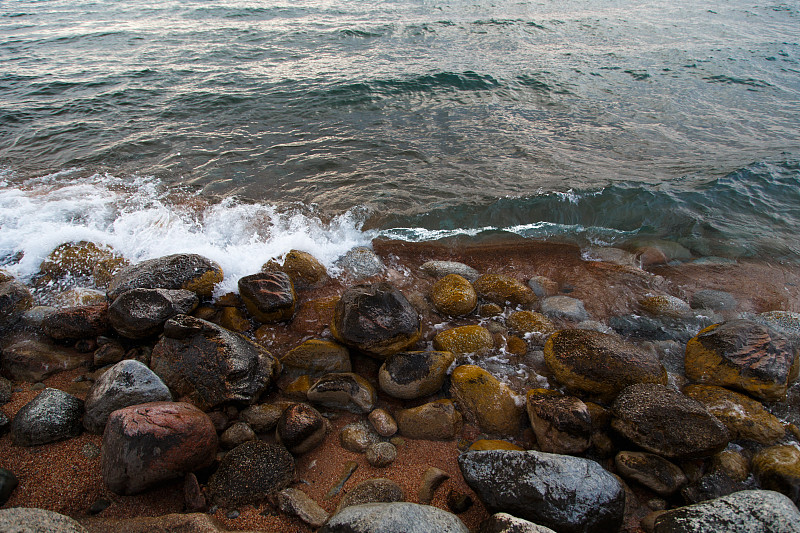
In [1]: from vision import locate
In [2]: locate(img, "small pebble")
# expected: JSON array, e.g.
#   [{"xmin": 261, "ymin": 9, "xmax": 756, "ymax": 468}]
[{"xmin": 366, "ymin": 442, "xmax": 397, "ymax": 467}]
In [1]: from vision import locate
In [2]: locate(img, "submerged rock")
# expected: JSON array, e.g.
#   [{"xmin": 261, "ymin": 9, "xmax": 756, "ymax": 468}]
[
  {"xmin": 430, "ymin": 274, "xmax": 477, "ymax": 316},
  {"xmin": 473, "ymin": 274, "xmax": 536, "ymax": 306},
  {"xmin": 420, "ymin": 260, "xmax": 480, "ymax": 281},
  {"xmin": 106, "ymin": 253, "xmax": 223, "ymax": 301},
  {"xmin": 338, "ymin": 247, "xmax": 385, "ymax": 280},
  {"xmin": 540, "ymin": 296, "xmax": 589, "ymax": 322}
]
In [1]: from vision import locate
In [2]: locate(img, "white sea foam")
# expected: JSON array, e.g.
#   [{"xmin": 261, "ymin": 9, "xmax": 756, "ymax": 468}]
[{"xmin": 0, "ymin": 172, "xmax": 374, "ymax": 294}]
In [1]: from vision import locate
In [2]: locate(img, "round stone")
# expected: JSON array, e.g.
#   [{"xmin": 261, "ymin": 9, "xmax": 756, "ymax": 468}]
[
  {"xmin": 366, "ymin": 442, "xmax": 397, "ymax": 467},
  {"xmin": 430, "ymin": 274, "xmax": 477, "ymax": 316}
]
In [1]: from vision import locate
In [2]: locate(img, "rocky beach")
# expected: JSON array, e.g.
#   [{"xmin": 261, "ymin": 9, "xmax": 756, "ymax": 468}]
[{"xmin": 0, "ymin": 237, "xmax": 799, "ymax": 532}]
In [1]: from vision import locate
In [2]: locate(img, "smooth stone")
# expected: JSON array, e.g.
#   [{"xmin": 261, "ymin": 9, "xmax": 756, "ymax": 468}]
[
  {"xmin": 450, "ymin": 365, "xmax": 521, "ymax": 437},
  {"xmin": 83, "ymin": 359, "xmax": 172, "ymax": 434},
  {"xmin": 752, "ymin": 445, "xmax": 800, "ymax": 504},
  {"xmin": 336, "ymin": 479, "xmax": 405, "ymax": 513},
  {"xmin": 690, "ymin": 290, "xmax": 738, "ymax": 311},
  {"xmin": 526, "ymin": 389, "xmax": 591, "ymax": 455},
  {"xmin": 238, "ymin": 271, "xmax": 296, "ymax": 323},
  {"xmin": 712, "ymin": 449, "xmax": 751, "ymax": 483},
  {"xmin": 609, "ymin": 313, "xmax": 716, "ymax": 342},
  {"xmin": 459, "ymin": 449, "xmax": 625, "ymax": 533},
  {"xmin": 92, "ymin": 340, "xmax": 126, "ymax": 367},
  {"xmin": 652, "ymin": 490, "xmax": 800, "ymax": 533},
  {"xmin": 150, "ymin": 314, "xmax": 279, "ymax": 410},
  {"xmin": 0, "ymin": 334, "xmax": 92, "ymax": 382},
  {"xmin": 281, "ymin": 339, "xmax": 351, "ymax": 379},
  {"xmin": 0, "ymin": 508, "xmax": 88, "ymax": 533},
  {"xmin": 430, "ymin": 274, "xmax": 477, "ymax": 316},
  {"xmin": 540, "ymin": 296, "xmax": 590, "ymax": 322},
  {"xmin": 337, "ymin": 247, "xmax": 385, "ymax": 280},
  {"xmin": 41, "ymin": 303, "xmax": 109, "ymax": 341},
  {"xmin": 101, "ymin": 401, "xmax": 217, "ymax": 495},
  {"xmin": 331, "ymin": 282, "xmax": 421, "ymax": 359},
  {"xmin": 108, "ymin": 288, "xmax": 198, "ymax": 338},
  {"xmin": 307, "ymin": 372, "xmax": 377, "ymax": 414},
  {"xmin": 282, "ymin": 249, "xmax": 328, "ymax": 289},
  {"xmin": 208, "ymin": 441, "xmax": 295, "ymax": 506},
  {"xmin": 432, "ymin": 325, "xmax": 494, "ymax": 355},
  {"xmin": 277, "ymin": 488, "xmax": 330, "ymax": 528},
  {"xmin": 477, "ymin": 513, "xmax": 558, "ymax": 533},
  {"xmin": 323, "ymin": 502, "xmax": 468, "ymax": 533},
  {"xmin": 615, "ymin": 451, "xmax": 688, "ymax": 496},
  {"xmin": 527, "ymin": 276, "xmax": 558, "ymax": 299},
  {"xmin": 378, "ymin": 350, "xmax": 455, "ymax": 400},
  {"xmin": 395, "ymin": 399, "xmax": 462, "ymax": 441},
  {"xmin": 368, "ymin": 408, "xmax": 398, "ymax": 437},
  {"xmin": 11, "ymin": 388, "xmax": 84, "ymax": 446},
  {"xmin": 611, "ymin": 383, "xmax": 730, "ymax": 459},
  {"xmin": 418, "ymin": 467, "xmax": 450, "ymax": 504},
  {"xmin": 468, "ymin": 439, "xmax": 524, "ymax": 451},
  {"xmin": 106, "ymin": 253, "xmax": 223, "ymax": 301},
  {"xmin": 685, "ymin": 319, "xmax": 799, "ymax": 401},
  {"xmin": 239, "ymin": 403, "xmax": 283, "ymax": 433},
  {"xmin": 0, "ymin": 468, "xmax": 18, "ymax": 505},
  {"xmin": 366, "ymin": 442, "xmax": 397, "ymax": 467},
  {"xmin": 219, "ymin": 421, "xmax": 257, "ymax": 449},
  {"xmin": 277, "ymin": 403, "xmax": 327, "ymax": 454},
  {"xmin": 473, "ymin": 274, "xmax": 536, "ymax": 306},
  {"xmin": 420, "ymin": 261, "xmax": 479, "ymax": 281},
  {"xmin": 340, "ymin": 420, "xmax": 381, "ymax": 453},
  {"xmin": 544, "ymin": 329, "xmax": 667, "ymax": 401},
  {"xmin": 639, "ymin": 294, "xmax": 692, "ymax": 318}
]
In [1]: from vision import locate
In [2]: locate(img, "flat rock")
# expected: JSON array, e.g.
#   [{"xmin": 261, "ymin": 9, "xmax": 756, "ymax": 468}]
[
  {"xmin": 477, "ymin": 513, "xmax": 557, "ymax": 533},
  {"xmin": 0, "ymin": 507, "xmax": 88, "ymax": 533},
  {"xmin": 430, "ymin": 274, "xmax": 477, "ymax": 316},
  {"xmin": 615, "ymin": 451, "xmax": 688, "ymax": 496},
  {"xmin": 331, "ymin": 282, "xmax": 421, "ymax": 359},
  {"xmin": 611, "ymin": 383, "xmax": 730, "ymax": 459},
  {"xmin": 108, "ymin": 288, "xmax": 198, "ymax": 338},
  {"xmin": 420, "ymin": 261, "xmax": 479, "ymax": 281},
  {"xmin": 752, "ymin": 445, "xmax": 800, "ymax": 505},
  {"xmin": 1, "ymin": 333, "xmax": 92, "ymax": 382},
  {"xmin": 473, "ymin": 274, "xmax": 536, "ymax": 306},
  {"xmin": 540, "ymin": 296, "xmax": 589, "ymax": 322},
  {"xmin": 83, "ymin": 359, "xmax": 173, "ymax": 434},
  {"xmin": 450, "ymin": 365, "xmax": 521, "ymax": 437},
  {"xmin": 433, "ymin": 325, "xmax": 494, "ymax": 355},
  {"xmin": 458, "ymin": 449, "xmax": 625, "ymax": 533},
  {"xmin": 281, "ymin": 339, "xmax": 351, "ymax": 379},
  {"xmin": 544, "ymin": 329, "xmax": 667, "ymax": 401},
  {"xmin": 106, "ymin": 253, "xmax": 223, "ymax": 301},
  {"xmin": 208, "ymin": 441, "xmax": 294, "ymax": 506},
  {"xmin": 277, "ymin": 403, "xmax": 327, "ymax": 454},
  {"xmin": 238, "ymin": 271, "xmax": 296, "ymax": 323},
  {"xmin": 379, "ymin": 350, "xmax": 454, "ymax": 399},
  {"xmin": 307, "ymin": 372, "xmax": 376, "ymax": 413},
  {"xmin": 396, "ymin": 399, "xmax": 462, "ymax": 440},
  {"xmin": 526, "ymin": 389, "xmax": 591, "ymax": 455},
  {"xmin": 335, "ymin": 479, "xmax": 405, "ymax": 512},
  {"xmin": 150, "ymin": 314, "xmax": 279, "ymax": 410},
  {"xmin": 685, "ymin": 319, "xmax": 799, "ymax": 401},
  {"xmin": 323, "ymin": 502, "xmax": 467, "ymax": 533},
  {"xmin": 101, "ymin": 401, "xmax": 217, "ymax": 495},
  {"xmin": 239, "ymin": 403, "xmax": 283, "ymax": 433},
  {"xmin": 527, "ymin": 276, "xmax": 558, "ymax": 299},
  {"xmin": 41, "ymin": 303, "xmax": 109, "ymax": 341},
  {"xmin": 652, "ymin": 490, "xmax": 800, "ymax": 533},
  {"xmin": 10, "ymin": 388, "xmax": 84, "ymax": 446},
  {"xmin": 277, "ymin": 488, "xmax": 329, "ymax": 528}
]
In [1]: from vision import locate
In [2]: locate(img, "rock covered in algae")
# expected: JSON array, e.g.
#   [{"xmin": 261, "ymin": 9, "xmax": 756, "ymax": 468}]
[
  {"xmin": 450, "ymin": 365, "xmax": 521, "ymax": 437},
  {"xmin": 430, "ymin": 274, "xmax": 477, "ymax": 316}
]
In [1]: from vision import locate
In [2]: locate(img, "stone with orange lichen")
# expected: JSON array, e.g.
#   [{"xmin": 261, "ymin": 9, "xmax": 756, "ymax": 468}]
[
  {"xmin": 282, "ymin": 249, "xmax": 328, "ymax": 289},
  {"xmin": 430, "ymin": 274, "xmax": 478, "ymax": 316},
  {"xmin": 396, "ymin": 399, "xmax": 463, "ymax": 441},
  {"xmin": 433, "ymin": 325, "xmax": 493, "ymax": 355},
  {"xmin": 450, "ymin": 365, "xmax": 521, "ymax": 437},
  {"xmin": 284, "ymin": 374, "xmax": 313, "ymax": 399},
  {"xmin": 469, "ymin": 439, "xmax": 524, "ymax": 451},
  {"xmin": 752, "ymin": 445, "xmax": 800, "ymax": 504},
  {"xmin": 106, "ymin": 253, "xmax": 223, "ymax": 301},
  {"xmin": 505, "ymin": 336, "xmax": 528, "ymax": 355},
  {"xmin": 473, "ymin": 273, "xmax": 536, "ymax": 307},
  {"xmin": 217, "ymin": 306, "xmax": 250, "ymax": 332},
  {"xmin": 101, "ymin": 401, "xmax": 217, "ymax": 495},
  {"xmin": 282, "ymin": 339, "xmax": 351, "ymax": 379}
]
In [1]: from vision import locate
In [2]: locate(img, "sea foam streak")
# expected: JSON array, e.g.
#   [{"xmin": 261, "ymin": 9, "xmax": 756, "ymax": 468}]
[{"xmin": 0, "ymin": 171, "xmax": 373, "ymax": 295}]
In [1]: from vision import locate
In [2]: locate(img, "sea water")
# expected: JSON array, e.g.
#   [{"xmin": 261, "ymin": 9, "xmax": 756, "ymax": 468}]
[{"xmin": 2, "ymin": 0, "xmax": 799, "ymax": 289}]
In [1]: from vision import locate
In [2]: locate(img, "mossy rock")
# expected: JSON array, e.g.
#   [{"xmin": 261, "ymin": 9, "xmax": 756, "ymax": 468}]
[
  {"xmin": 395, "ymin": 399, "xmax": 462, "ymax": 441},
  {"xmin": 40, "ymin": 241, "xmax": 120, "ymax": 278},
  {"xmin": 544, "ymin": 329, "xmax": 667, "ymax": 401},
  {"xmin": 433, "ymin": 325, "xmax": 494, "ymax": 355},
  {"xmin": 450, "ymin": 365, "xmax": 521, "ymax": 437},
  {"xmin": 507, "ymin": 311, "xmax": 556, "ymax": 344},
  {"xmin": 473, "ymin": 274, "xmax": 536, "ymax": 306},
  {"xmin": 752, "ymin": 445, "xmax": 800, "ymax": 504},
  {"xmin": 430, "ymin": 274, "xmax": 477, "ymax": 316},
  {"xmin": 282, "ymin": 249, "xmax": 328, "ymax": 288}
]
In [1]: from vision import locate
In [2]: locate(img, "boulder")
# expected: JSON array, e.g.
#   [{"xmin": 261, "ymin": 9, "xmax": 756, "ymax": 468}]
[
  {"xmin": 430, "ymin": 274, "xmax": 477, "ymax": 316},
  {"xmin": 1, "ymin": 334, "xmax": 92, "ymax": 382},
  {"xmin": 433, "ymin": 325, "xmax": 494, "ymax": 355},
  {"xmin": 614, "ymin": 451, "xmax": 688, "ymax": 496},
  {"xmin": 306, "ymin": 372, "xmax": 376, "ymax": 413},
  {"xmin": 331, "ymin": 283, "xmax": 421, "ymax": 359},
  {"xmin": 611, "ymin": 383, "xmax": 730, "ymax": 459},
  {"xmin": 10, "ymin": 388, "xmax": 84, "ymax": 446},
  {"xmin": 420, "ymin": 261, "xmax": 479, "ymax": 281},
  {"xmin": 107, "ymin": 253, "xmax": 222, "ymax": 300},
  {"xmin": 150, "ymin": 315, "xmax": 279, "ymax": 410},
  {"xmin": 108, "ymin": 288, "xmax": 198, "ymax": 339},
  {"xmin": 238, "ymin": 271, "xmax": 296, "ymax": 323},
  {"xmin": 450, "ymin": 365, "xmax": 521, "ymax": 436},
  {"xmin": 378, "ymin": 350, "xmax": 455, "ymax": 399},
  {"xmin": 752, "ymin": 445, "xmax": 800, "ymax": 504},
  {"xmin": 458, "ymin": 449, "xmax": 625, "ymax": 533},
  {"xmin": 337, "ymin": 247, "xmax": 385, "ymax": 280},
  {"xmin": 0, "ymin": 508, "xmax": 88, "ymax": 533},
  {"xmin": 540, "ymin": 296, "xmax": 590, "ymax": 322},
  {"xmin": 101, "ymin": 401, "xmax": 217, "ymax": 495},
  {"xmin": 323, "ymin": 502, "xmax": 468, "ymax": 533},
  {"xmin": 684, "ymin": 384, "xmax": 786, "ymax": 445},
  {"xmin": 526, "ymin": 389, "xmax": 591, "ymax": 455},
  {"xmin": 544, "ymin": 329, "xmax": 667, "ymax": 401},
  {"xmin": 282, "ymin": 249, "xmax": 328, "ymax": 289},
  {"xmin": 41, "ymin": 303, "xmax": 109, "ymax": 340},
  {"xmin": 396, "ymin": 399, "xmax": 462, "ymax": 441},
  {"xmin": 336, "ymin": 479, "xmax": 405, "ymax": 512},
  {"xmin": 276, "ymin": 403, "xmax": 327, "ymax": 454},
  {"xmin": 83, "ymin": 359, "xmax": 173, "ymax": 434},
  {"xmin": 685, "ymin": 320, "xmax": 799, "ymax": 401},
  {"xmin": 473, "ymin": 274, "xmax": 536, "ymax": 306},
  {"xmin": 0, "ymin": 278, "xmax": 33, "ymax": 331},
  {"xmin": 652, "ymin": 490, "xmax": 800, "ymax": 533},
  {"xmin": 281, "ymin": 339, "xmax": 351, "ymax": 379},
  {"xmin": 207, "ymin": 441, "xmax": 295, "ymax": 506}
]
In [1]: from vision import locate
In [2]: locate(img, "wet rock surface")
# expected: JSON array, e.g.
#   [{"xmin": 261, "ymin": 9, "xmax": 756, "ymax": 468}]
[
  {"xmin": 108, "ymin": 288, "xmax": 198, "ymax": 338},
  {"xmin": 10, "ymin": 388, "xmax": 84, "ymax": 446},
  {"xmin": 238, "ymin": 271, "xmax": 297, "ymax": 323},
  {"xmin": 106, "ymin": 253, "xmax": 223, "ymax": 301},
  {"xmin": 379, "ymin": 350, "xmax": 454, "ymax": 399}
]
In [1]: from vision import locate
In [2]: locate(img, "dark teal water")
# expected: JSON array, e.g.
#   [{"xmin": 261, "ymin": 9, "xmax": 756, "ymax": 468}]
[{"xmin": 1, "ymin": 0, "xmax": 800, "ymax": 283}]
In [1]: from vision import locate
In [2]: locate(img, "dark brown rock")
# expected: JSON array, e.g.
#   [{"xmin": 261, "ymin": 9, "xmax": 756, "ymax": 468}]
[
  {"xmin": 41, "ymin": 303, "xmax": 109, "ymax": 341},
  {"xmin": 108, "ymin": 288, "xmax": 198, "ymax": 339},
  {"xmin": 238, "ymin": 271, "xmax": 296, "ymax": 323},
  {"xmin": 276, "ymin": 403, "xmax": 327, "ymax": 454},
  {"xmin": 526, "ymin": 389, "xmax": 592, "ymax": 454},
  {"xmin": 615, "ymin": 451, "xmax": 688, "ymax": 496},
  {"xmin": 101, "ymin": 401, "xmax": 217, "ymax": 495},
  {"xmin": 106, "ymin": 253, "xmax": 223, "ymax": 301},
  {"xmin": 336, "ymin": 478, "xmax": 404, "ymax": 512},
  {"xmin": 183, "ymin": 473, "xmax": 207, "ymax": 512},
  {"xmin": 0, "ymin": 278, "xmax": 33, "ymax": 331},
  {"xmin": 208, "ymin": 441, "xmax": 295, "ymax": 506},
  {"xmin": 306, "ymin": 372, "xmax": 376, "ymax": 413}
]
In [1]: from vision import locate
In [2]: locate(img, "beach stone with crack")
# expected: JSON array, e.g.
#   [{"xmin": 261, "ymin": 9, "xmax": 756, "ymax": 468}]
[
  {"xmin": 0, "ymin": 508, "xmax": 88, "ymax": 533},
  {"xmin": 378, "ymin": 350, "xmax": 455, "ymax": 399},
  {"xmin": 690, "ymin": 290, "xmax": 738, "ymax": 311},
  {"xmin": 615, "ymin": 451, "xmax": 688, "ymax": 496},
  {"xmin": 0, "ymin": 278, "xmax": 33, "ymax": 332},
  {"xmin": 324, "ymin": 502, "xmax": 467, "ymax": 533},
  {"xmin": 282, "ymin": 249, "xmax": 328, "ymax": 289},
  {"xmin": 611, "ymin": 383, "xmax": 730, "ymax": 459},
  {"xmin": 684, "ymin": 384, "xmax": 786, "ymax": 444},
  {"xmin": 281, "ymin": 339, "xmax": 351, "ymax": 379},
  {"xmin": 526, "ymin": 389, "xmax": 591, "ymax": 455},
  {"xmin": 83, "ymin": 359, "xmax": 172, "ymax": 434},
  {"xmin": 150, "ymin": 314, "xmax": 279, "ymax": 410},
  {"xmin": 685, "ymin": 319, "xmax": 799, "ymax": 401},
  {"xmin": 652, "ymin": 489, "xmax": 800, "ymax": 533},
  {"xmin": 238, "ymin": 271, "xmax": 296, "ymax": 323},
  {"xmin": 752, "ymin": 445, "xmax": 800, "ymax": 504},
  {"xmin": 331, "ymin": 282, "xmax": 421, "ymax": 359},
  {"xmin": 11, "ymin": 388, "xmax": 84, "ymax": 446},
  {"xmin": 101, "ymin": 401, "xmax": 217, "ymax": 495},
  {"xmin": 540, "ymin": 296, "xmax": 589, "ymax": 322},
  {"xmin": 41, "ymin": 303, "xmax": 109, "ymax": 340},
  {"xmin": 450, "ymin": 365, "xmax": 521, "ymax": 436},
  {"xmin": 543, "ymin": 329, "xmax": 667, "ymax": 401},
  {"xmin": 0, "ymin": 333, "xmax": 92, "ymax": 382},
  {"xmin": 307, "ymin": 372, "xmax": 376, "ymax": 413},
  {"xmin": 420, "ymin": 260, "xmax": 480, "ymax": 281},
  {"xmin": 431, "ymin": 274, "xmax": 477, "ymax": 316},
  {"xmin": 473, "ymin": 274, "xmax": 536, "ymax": 306},
  {"xmin": 458, "ymin": 449, "xmax": 625, "ymax": 533},
  {"xmin": 277, "ymin": 403, "xmax": 327, "ymax": 454},
  {"xmin": 107, "ymin": 253, "xmax": 222, "ymax": 301},
  {"xmin": 433, "ymin": 325, "xmax": 494, "ymax": 355},
  {"xmin": 277, "ymin": 488, "xmax": 329, "ymax": 528},
  {"xmin": 477, "ymin": 513, "xmax": 557, "ymax": 533},
  {"xmin": 335, "ymin": 479, "xmax": 405, "ymax": 512},
  {"xmin": 108, "ymin": 288, "xmax": 198, "ymax": 338},
  {"xmin": 208, "ymin": 440, "xmax": 295, "ymax": 506},
  {"xmin": 340, "ymin": 420, "xmax": 381, "ymax": 453},
  {"xmin": 395, "ymin": 399, "xmax": 462, "ymax": 440}
]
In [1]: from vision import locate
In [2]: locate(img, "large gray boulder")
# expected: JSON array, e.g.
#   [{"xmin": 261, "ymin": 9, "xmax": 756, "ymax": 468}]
[
  {"xmin": 321, "ymin": 502, "xmax": 469, "ymax": 533},
  {"xmin": 458, "ymin": 449, "xmax": 625, "ymax": 533}
]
